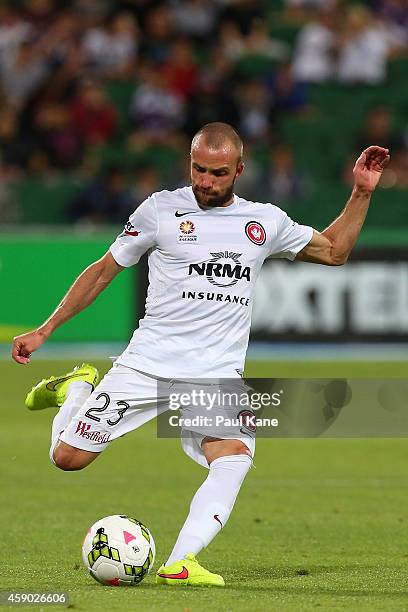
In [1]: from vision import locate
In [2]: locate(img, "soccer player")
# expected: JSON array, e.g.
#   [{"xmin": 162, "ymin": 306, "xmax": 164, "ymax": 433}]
[{"xmin": 12, "ymin": 123, "xmax": 389, "ymax": 587}]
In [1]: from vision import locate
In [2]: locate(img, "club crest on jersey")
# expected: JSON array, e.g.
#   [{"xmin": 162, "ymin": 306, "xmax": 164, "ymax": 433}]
[
  {"xmin": 245, "ymin": 221, "xmax": 266, "ymax": 246},
  {"xmin": 238, "ymin": 409, "xmax": 257, "ymax": 434},
  {"xmin": 178, "ymin": 220, "xmax": 198, "ymax": 243},
  {"xmin": 189, "ymin": 252, "xmax": 250, "ymax": 287}
]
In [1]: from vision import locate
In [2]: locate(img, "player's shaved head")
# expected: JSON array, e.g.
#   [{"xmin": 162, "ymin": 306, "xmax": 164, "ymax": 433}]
[
  {"xmin": 190, "ymin": 122, "xmax": 245, "ymax": 207},
  {"xmin": 191, "ymin": 122, "xmax": 243, "ymax": 161}
]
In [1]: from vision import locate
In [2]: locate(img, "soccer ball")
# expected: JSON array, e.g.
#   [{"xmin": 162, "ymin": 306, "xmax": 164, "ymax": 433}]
[{"xmin": 82, "ymin": 515, "xmax": 155, "ymax": 586}]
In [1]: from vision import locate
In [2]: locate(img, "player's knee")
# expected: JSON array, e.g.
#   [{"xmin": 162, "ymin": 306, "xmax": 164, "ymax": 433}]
[
  {"xmin": 220, "ymin": 439, "xmax": 251, "ymax": 457},
  {"xmin": 202, "ymin": 437, "xmax": 252, "ymax": 464},
  {"xmin": 232, "ymin": 440, "xmax": 252, "ymax": 457},
  {"xmin": 53, "ymin": 446, "xmax": 88, "ymax": 471}
]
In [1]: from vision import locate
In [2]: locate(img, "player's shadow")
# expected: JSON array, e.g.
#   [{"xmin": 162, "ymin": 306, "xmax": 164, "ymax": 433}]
[
  {"xmin": 243, "ymin": 584, "xmax": 408, "ymax": 598},
  {"xmin": 231, "ymin": 564, "xmax": 408, "ymax": 598},
  {"xmin": 225, "ymin": 563, "xmax": 334, "ymax": 583}
]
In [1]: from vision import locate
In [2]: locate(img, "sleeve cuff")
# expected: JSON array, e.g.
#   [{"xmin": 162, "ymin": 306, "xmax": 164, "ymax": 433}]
[
  {"xmin": 286, "ymin": 225, "xmax": 314, "ymax": 261},
  {"xmin": 109, "ymin": 245, "xmax": 136, "ymax": 268}
]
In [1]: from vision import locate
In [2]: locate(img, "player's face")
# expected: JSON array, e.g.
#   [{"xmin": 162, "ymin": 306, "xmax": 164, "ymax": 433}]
[{"xmin": 190, "ymin": 145, "xmax": 244, "ymax": 208}]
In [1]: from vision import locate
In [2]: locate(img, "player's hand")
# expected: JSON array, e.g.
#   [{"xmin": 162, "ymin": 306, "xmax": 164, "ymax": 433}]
[
  {"xmin": 353, "ymin": 145, "xmax": 390, "ymax": 192},
  {"xmin": 12, "ymin": 329, "xmax": 48, "ymax": 364}
]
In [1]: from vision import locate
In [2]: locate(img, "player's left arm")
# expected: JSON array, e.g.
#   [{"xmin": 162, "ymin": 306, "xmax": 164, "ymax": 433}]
[{"xmin": 296, "ymin": 146, "xmax": 390, "ymax": 266}]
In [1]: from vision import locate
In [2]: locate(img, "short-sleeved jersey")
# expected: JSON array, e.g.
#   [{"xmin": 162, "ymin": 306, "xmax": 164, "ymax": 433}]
[{"xmin": 110, "ymin": 186, "xmax": 313, "ymax": 378}]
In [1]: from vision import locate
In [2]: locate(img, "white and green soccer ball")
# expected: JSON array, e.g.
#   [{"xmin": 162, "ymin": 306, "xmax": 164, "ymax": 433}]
[{"xmin": 82, "ymin": 515, "xmax": 155, "ymax": 586}]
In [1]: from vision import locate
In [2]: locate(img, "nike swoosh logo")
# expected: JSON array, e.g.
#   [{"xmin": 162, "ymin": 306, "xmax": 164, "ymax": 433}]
[
  {"xmin": 175, "ymin": 211, "xmax": 199, "ymax": 217},
  {"xmin": 46, "ymin": 373, "xmax": 91, "ymax": 392},
  {"xmin": 214, "ymin": 514, "xmax": 223, "ymax": 528},
  {"xmin": 124, "ymin": 230, "xmax": 140, "ymax": 236},
  {"xmin": 158, "ymin": 566, "xmax": 189, "ymax": 579}
]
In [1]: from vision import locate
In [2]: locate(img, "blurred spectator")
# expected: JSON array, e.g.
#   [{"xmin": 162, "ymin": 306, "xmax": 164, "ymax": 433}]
[
  {"xmin": 0, "ymin": 4, "xmax": 31, "ymax": 67},
  {"xmin": 0, "ymin": 37, "xmax": 52, "ymax": 109},
  {"xmin": 113, "ymin": 2, "xmax": 160, "ymax": 29},
  {"xmin": 234, "ymin": 79, "xmax": 275, "ymax": 143},
  {"xmin": 72, "ymin": 0, "xmax": 110, "ymax": 30},
  {"xmin": 344, "ymin": 106, "xmax": 407, "ymax": 187},
  {"xmin": 70, "ymin": 79, "xmax": 118, "ymax": 148},
  {"xmin": 245, "ymin": 19, "xmax": 289, "ymax": 62},
  {"xmin": 128, "ymin": 62, "xmax": 186, "ymax": 149},
  {"xmin": 218, "ymin": 20, "xmax": 246, "ymax": 62},
  {"xmin": 170, "ymin": 0, "xmax": 218, "ymax": 41},
  {"xmin": 268, "ymin": 62, "xmax": 309, "ymax": 114},
  {"xmin": 139, "ymin": 5, "xmax": 174, "ymax": 64},
  {"xmin": 355, "ymin": 106, "xmax": 405, "ymax": 152},
  {"xmin": 33, "ymin": 102, "xmax": 83, "ymax": 169},
  {"xmin": 127, "ymin": 164, "xmax": 162, "ymax": 214},
  {"xmin": 22, "ymin": 0, "xmax": 57, "ymax": 33},
  {"xmin": 218, "ymin": 18, "xmax": 289, "ymax": 67},
  {"xmin": 292, "ymin": 11, "xmax": 337, "ymax": 83},
  {"xmin": 255, "ymin": 144, "xmax": 310, "ymax": 208},
  {"xmin": 162, "ymin": 38, "xmax": 199, "ymax": 100},
  {"xmin": 220, "ymin": 0, "xmax": 264, "ymax": 36},
  {"xmin": 284, "ymin": 0, "xmax": 337, "ymax": 11},
  {"xmin": 337, "ymin": 5, "xmax": 393, "ymax": 85},
  {"xmin": 371, "ymin": 0, "xmax": 408, "ymax": 45},
  {"xmin": 0, "ymin": 105, "xmax": 29, "ymax": 177},
  {"xmin": 35, "ymin": 12, "xmax": 85, "ymax": 103},
  {"xmin": 186, "ymin": 88, "xmax": 233, "ymax": 139},
  {"xmin": 372, "ymin": 0, "xmax": 408, "ymax": 24},
  {"xmin": 196, "ymin": 43, "xmax": 234, "ymax": 96},
  {"xmin": 68, "ymin": 165, "xmax": 132, "ymax": 224},
  {"xmin": 44, "ymin": 10, "xmax": 84, "ymax": 62},
  {"xmin": 82, "ymin": 11, "xmax": 139, "ymax": 78},
  {"xmin": 186, "ymin": 42, "xmax": 237, "ymax": 133}
]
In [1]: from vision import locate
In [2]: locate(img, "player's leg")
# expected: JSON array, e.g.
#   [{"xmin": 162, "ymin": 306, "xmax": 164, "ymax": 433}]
[
  {"xmin": 165, "ymin": 437, "xmax": 252, "ymax": 563},
  {"xmin": 201, "ymin": 436, "xmax": 252, "ymax": 462},
  {"xmin": 25, "ymin": 363, "xmax": 99, "ymax": 468},
  {"xmin": 55, "ymin": 365, "xmax": 172, "ymax": 471},
  {"xmin": 52, "ymin": 440, "xmax": 99, "ymax": 471},
  {"xmin": 156, "ymin": 436, "xmax": 253, "ymax": 587},
  {"xmin": 49, "ymin": 379, "xmax": 96, "ymax": 467}
]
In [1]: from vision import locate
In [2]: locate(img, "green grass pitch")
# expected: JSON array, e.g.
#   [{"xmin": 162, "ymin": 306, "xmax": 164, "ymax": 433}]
[{"xmin": 2, "ymin": 358, "xmax": 408, "ymax": 611}]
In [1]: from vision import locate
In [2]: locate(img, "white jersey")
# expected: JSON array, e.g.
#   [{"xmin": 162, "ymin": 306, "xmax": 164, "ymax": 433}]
[{"xmin": 110, "ymin": 186, "xmax": 313, "ymax": 378}]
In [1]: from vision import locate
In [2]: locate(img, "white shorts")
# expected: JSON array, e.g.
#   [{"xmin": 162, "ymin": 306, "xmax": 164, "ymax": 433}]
[{"xmin": 60, "ymin": 364, "xmax": 256, "ymax": 468}]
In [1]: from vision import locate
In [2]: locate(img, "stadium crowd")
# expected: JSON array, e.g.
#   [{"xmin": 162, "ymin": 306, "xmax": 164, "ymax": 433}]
[{"xmin": 0, "ymin": 0, "xmax": 407, "ymax": 225}]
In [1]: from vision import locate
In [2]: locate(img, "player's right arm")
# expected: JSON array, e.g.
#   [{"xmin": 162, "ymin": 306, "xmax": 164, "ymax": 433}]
[
  {"xmin": 12, "ymin": 194, "xmax": 159, "ymax": 364},
  {"xmin": 12, "ymin": 251, "xmax": 123, "ymax": 364}
]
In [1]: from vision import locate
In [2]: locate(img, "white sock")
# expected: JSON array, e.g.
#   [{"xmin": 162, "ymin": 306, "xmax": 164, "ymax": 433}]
[
  {"xmin": 49, "ymin": 381, "xmax": 92, "ymax": 463},
  {"xmin": 166, "ymin": 454, "xmax": 252, "ymax": 566}
]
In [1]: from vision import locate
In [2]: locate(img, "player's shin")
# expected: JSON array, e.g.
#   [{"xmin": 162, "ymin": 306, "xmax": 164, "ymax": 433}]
[
  {"xmin": 49, "ymin": 382, "xmax": 92, "ymax": 464},
  {"xmin": 165, "ymin": 454, "xmax": 252, "ymax": 566}
]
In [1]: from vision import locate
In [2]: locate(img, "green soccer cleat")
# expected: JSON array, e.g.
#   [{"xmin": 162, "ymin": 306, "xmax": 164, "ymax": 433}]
[
  {"xmin": 156, "ymin": 553, "xmax": 225, "ymax": 587},
  {"xmin": 25, "ymin": 363, "xmax": 99, "ymax": 411}
]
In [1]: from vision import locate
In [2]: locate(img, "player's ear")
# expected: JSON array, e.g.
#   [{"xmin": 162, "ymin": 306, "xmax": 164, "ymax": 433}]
[{"xmin": 236, "ymin": 161, "xmax": 245, "ymax": 178}]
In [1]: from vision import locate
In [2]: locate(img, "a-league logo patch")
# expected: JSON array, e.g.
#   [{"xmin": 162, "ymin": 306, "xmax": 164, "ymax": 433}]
[
  {"xmin": 179, "ymin": 220, "xmax": 195, "ymax": 234},
  {"xmin": 245, "ymin": 221, "xmax": 266, "ymax": 246},
  {"xmin": 178, "ymin": 219, "xmax": 198, "ymax": 243}
]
